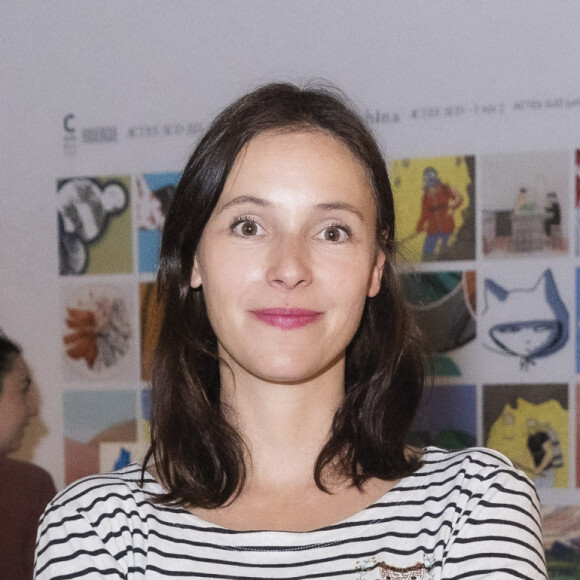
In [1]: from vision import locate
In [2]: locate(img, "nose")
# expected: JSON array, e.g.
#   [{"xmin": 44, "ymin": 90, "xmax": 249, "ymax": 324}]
[{"xmin": 267, "ymin": 234, "xmax": 312, "ymax": 290}]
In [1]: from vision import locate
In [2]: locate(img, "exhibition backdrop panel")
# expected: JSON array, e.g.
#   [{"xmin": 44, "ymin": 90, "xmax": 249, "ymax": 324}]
[{"xmin": 2, "ymin": 1, "xmax": 580, "ymax": 572}]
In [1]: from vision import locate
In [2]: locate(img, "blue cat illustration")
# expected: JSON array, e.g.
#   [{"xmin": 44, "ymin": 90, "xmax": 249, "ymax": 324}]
[{"xmin": 481, "ymin": 269, "xmax": 568, "ymax": 370}]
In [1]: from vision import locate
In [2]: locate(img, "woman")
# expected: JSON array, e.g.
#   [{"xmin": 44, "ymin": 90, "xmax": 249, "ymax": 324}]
[
  {"xmin": 36, "ymin": 83, "xmax": 546, "ymax": 579},
  {"xmin": 0, "ymin": 336, "xmax": 56, "ymax": 580}
]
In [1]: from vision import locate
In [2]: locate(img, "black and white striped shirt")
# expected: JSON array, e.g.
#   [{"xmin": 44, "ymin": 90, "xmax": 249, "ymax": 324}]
[{"xmin": 35, "ymin": 447, "xmax": 547, "ymax": 579}]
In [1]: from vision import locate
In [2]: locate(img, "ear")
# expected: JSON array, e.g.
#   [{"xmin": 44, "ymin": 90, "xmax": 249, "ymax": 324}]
[
  {"xmin": 190, "ymin": 254, "xmax": 203, "ymax": 289},
  {"xmin": 367, "ymin": 249, "xmax": 386, "ymax": 298}
]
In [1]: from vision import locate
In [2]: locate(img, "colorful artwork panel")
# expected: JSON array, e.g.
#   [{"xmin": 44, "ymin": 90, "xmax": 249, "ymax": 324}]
[
  {"xmin": 542, "ymin": 505, "xmax": 580, "ymax": 579},
  {"xmin": 480, "ymin": 151, "xmax": 569, "ymax": 258},
  {"xmin": 401, "ymin": 270, "xmax": 476, "ymax": 377},
  {"xmin": 61, "ymin": 283, "xmax": 136, "ymax": 381},
  {"xmin": 576, "ymin": 268, "xmax": 580, "ymax": 374},
  {"xmin": 57, "ymin": 175, "xmax": 132, "ymax": 275},
  {"xmin": 63, "ymin": 389, "xmax": 138, "ymax": 485},
  {"xmin": 575, "ymin": 149, "xmax": 580, "ymax": 256},
  {"xmin": 137, "ymin": 172, "xmax": 180, "ymax": 273},
  {"xmin": 483, "ymin": 383, "xmax": 569, "ymax": 489},
  {"xmin": 576, "ymin": 385, "xmax": 580, "ymax": 487},
  {"xmin": 409, "ymin": 384, "xmax": 476, "ymax": 449},
  {"xmin": 479, "ymin": 264, "xmax": 573, "ymax": 382},
  {"xmin": 140, "ymin": 388, "xmax": 151, "ymax": 445},
  {"xmin": 391, "ymin": 155, "xmax": 475, "ymax": 262}
]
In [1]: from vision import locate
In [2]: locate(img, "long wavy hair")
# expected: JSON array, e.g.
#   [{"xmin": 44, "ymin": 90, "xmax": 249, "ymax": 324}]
[
  {"xmin": 143, "ymin": 82, "xmax": 425, "ymax": 507},
  {"xmin": 0, "ymin": 336, "xmax": 21, "ymax": 394}
]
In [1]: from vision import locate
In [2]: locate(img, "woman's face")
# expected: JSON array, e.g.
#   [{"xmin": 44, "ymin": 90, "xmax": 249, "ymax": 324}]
[
  {"xmin": 191, "ymin": 130, "xmax": 385, "ymax": 386},
  {"xmin": 0, "ymin": 355, "xmax": 38, "ymax": 455}
]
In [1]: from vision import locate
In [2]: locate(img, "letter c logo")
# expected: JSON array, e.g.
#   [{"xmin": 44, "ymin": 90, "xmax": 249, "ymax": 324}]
[{"xmin": 64, "ymin": 114, "xmax": 75, "ymax": 133}]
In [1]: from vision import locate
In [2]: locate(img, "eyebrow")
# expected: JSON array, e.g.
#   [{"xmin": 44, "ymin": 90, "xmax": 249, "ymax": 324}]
[
  {"xmin": 315, "ymin": 202, "xmax": 365, "ymax": 221},
  {"xmin": 217, "ymin": 196, "xmax": 365, "ymax": 220},
  {"xmin": 216, "ymin": 195, "xmax": 269, "ymax": 214}
]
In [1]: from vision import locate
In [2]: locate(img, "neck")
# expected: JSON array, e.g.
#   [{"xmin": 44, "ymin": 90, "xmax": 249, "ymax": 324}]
[{"xmin": 219, "ymin": 360, "xmax": 346, "ymax": 490}]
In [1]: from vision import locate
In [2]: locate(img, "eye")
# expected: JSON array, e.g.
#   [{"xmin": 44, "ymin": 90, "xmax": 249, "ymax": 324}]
[
  {"xmin": 317, "ymin": 224, "xmax": 351, "ymax": 243},
  {"xmin": 231, "ymin": 218, "xmax": 264, "ymax": 238}
]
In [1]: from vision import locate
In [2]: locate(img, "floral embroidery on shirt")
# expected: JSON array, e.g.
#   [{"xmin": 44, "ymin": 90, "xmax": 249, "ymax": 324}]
[
  {"xmin": 378, "ymin": 562, "xmax": 427, "ymax": 579},
  {"xmin": 355, "ymin": 554, "xmax": 434, "ymax": 580},
  {"xmin": 354, "ymin": 557, "xmax": 377, "ymax": 579}
]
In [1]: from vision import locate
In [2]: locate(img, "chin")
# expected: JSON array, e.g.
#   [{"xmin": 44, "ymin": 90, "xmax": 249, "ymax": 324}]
[
  {"xmin": 263, "ymin": 372, "xmax": 319, "ymax": 385},
  {"xmin": 254, "ymin": 355, "xmax": 343, "ymax": 385}
]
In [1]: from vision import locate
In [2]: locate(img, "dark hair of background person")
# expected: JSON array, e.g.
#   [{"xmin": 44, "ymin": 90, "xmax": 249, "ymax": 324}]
[
  {"xmin": 143, "ymin": 82, "xmax": 426, "ymax": 508},
  {"xmin": 0, "ymin": 336, "xmax": 21, "ymax": 394}
]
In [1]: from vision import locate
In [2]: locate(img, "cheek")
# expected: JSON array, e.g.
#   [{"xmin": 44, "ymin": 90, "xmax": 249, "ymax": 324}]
[
  {"xmin": 204, "ymin": 247, "xmax": 265, "ymax": 302},
  {"xmin": 200, "ymin": 241, "xmax": 262, "ymax": 284},
  {"xmin": 13, "ymin": 398, "xmax": 27, "ymax": 419},
  {"xmin": 0, "ymin": 400, "xmax": 19, "ymax": 429},
  {"xmin": 201, "ymin": 269, "xmax": 253, "ymax": 337},
  {"xmin": 330, "ymin": 269, "xmax": 373, "ymax": 325},
  {"xmin": 342, "ymin": 257, "xmax": 380, "ymax": 300}
]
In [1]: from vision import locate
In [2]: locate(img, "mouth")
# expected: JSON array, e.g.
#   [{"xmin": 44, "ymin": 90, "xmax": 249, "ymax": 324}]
[{"xmin": 250, "ymin": 308, "xmax": 323, "ymax": 330}]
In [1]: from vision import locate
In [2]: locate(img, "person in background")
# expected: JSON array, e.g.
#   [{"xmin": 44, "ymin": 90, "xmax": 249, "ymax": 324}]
[{"xmin": 0, "ymin": 336, "xmax": 56, "ymax": 580}]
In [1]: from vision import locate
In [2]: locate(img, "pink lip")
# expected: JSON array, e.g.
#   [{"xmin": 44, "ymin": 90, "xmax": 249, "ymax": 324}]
[{"xmin": 251, "ymin": 308, "xmax": 323, "ymax": 329}]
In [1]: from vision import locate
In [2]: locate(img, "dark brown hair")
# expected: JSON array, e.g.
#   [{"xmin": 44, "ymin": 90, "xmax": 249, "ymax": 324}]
[
  {"xmin": 0, "ymin": 336, "xmax": 21, "ymax": 394},
  {"xmin": 144, "ymin": 82, "xmax": 425, "ymax": 507}
]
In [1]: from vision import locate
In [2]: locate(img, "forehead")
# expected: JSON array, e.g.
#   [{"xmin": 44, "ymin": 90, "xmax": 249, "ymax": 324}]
[{"xmin": 220, "ymin": 129, "xmax": 374, "ymax": 205}]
